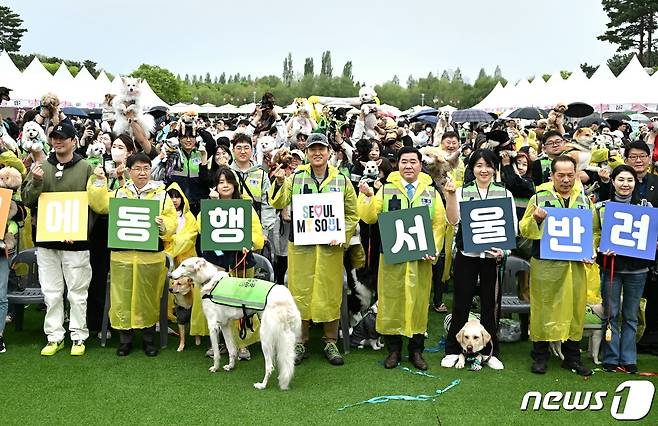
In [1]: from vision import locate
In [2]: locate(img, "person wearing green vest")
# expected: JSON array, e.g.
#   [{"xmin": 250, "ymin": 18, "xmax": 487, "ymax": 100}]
[
  {"xmin": 520, "ymin": 155, "xmax": 601, "ymax": 376},
  {"xmin": 532, "ymin": 130, "xmax": 566, "ymax": 187},
  {"xmin": 270, "ymin": 133, "xmax": 358, "ymax": 366},
  {"xmin": 230, "ymin": 133, "xmax": 276, "ymax": 235},
  {"xmin": 442, "ymin": 149, "xmax": 515, "ymax": 371},
  {"xmin": 357, "ymin": 146, "xmax": 446, "ymax": 370},
  {"xmin": 167, "ymin": 129, "xmax": 209, "ymax": 216}
]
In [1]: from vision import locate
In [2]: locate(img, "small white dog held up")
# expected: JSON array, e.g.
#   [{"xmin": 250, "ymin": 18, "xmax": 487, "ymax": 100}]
[
  {"xmin": 112, "ymin": 76, "xmax": 156, "ymax": 138},
  {"xmin": 170, "ymin": 257, "xmax": 301, "ymax": 390}
]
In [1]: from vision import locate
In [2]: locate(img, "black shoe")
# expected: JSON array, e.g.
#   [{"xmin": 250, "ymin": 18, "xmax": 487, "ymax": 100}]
[
  {"xmin": 561, "ymin": 360, "xmax": 592, "ymax": 376},
  {"xmin": 294, "ymin": 343, "xmax": 306, "ymax": 366},
  {"xmin": 384, "ymin": 351, "xmax": 401, "ymax": 369},
  {"xmin": 621, "ymin": 364, "xmax": 638, "ymax": 374},
  {"xmin": 602, "ymin": 363, "xmax": 618, "ymax": 372},
  {"xmin": 323, "ymin": 342, "xmax": 344, "ymax": 366},
  {"xmin": 143, "ymin": 341, "xmax": 158, "ymax": 357},
  {"xmin": 409, "ymin": 352, "xmax": 428, "ymax": 370},
  {"xmin": 531, "ymin": 359, "xmax": 547, "ymax": 374},
  {"xmin": 0, "ymin": 336, "xmax": 6, "ymax": 353},
  {"xmin": 116, "ymin": 342, "xmax": 132, "ymax": 356}
]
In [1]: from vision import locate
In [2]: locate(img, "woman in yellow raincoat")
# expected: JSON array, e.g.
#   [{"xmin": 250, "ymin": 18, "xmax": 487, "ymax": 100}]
[
  {"xmin": 196, "ymin": 166, "xmax": 264, "ymax": 360},
  {"xmin": 88, "ymin": 152, "xmax": 177, "ymax": 357},
  {"xmin": 357, "ymin": 146, "xmax": 445, "ymax": 370},
  {"xmin": 519, "ymin": 155, "xmax": 600, "ymax": 376},
  {"xmin": 269, "ymin": 134, "xmax": 358, "ymax": 366},
  {"xmin": 162, "ymin": 182, "xmax": 207, "ymax": 342}
]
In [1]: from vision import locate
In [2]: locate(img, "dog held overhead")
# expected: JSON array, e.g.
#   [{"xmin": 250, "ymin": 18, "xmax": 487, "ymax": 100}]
[{"xmin": 171, "ymin": 257, "xmax": 301, "ymax": 390}]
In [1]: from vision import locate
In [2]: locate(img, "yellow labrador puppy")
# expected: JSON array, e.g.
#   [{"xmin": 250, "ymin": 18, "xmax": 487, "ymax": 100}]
[{"xmin": 455, "ymin": 320, "xmax": 491, "ymax": 370}]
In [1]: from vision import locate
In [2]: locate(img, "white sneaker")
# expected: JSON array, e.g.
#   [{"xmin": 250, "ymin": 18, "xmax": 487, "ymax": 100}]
[
  {"xmin": 97, "ymin": 331, "xmax": 112, "ymax": 340},
  {"xmin": 441, "ymin": 354, "xmax": 459, "ymax": 368},
  {"xmin": 238, "ymin": 347, "xmax": 251, "ymax": 361},
  {"xmin": 486, "ymin": 356, "xmax": 504, "ymax": 370}
]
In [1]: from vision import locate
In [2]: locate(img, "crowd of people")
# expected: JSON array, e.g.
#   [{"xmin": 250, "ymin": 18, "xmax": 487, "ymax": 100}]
[{"xmin": 0, "ymin": 89, "xmax": 657, "ymax": 377}]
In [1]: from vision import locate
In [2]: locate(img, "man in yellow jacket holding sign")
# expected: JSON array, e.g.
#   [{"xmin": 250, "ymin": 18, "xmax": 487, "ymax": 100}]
[
  {"xmin": 270, "ymin": 133, "xmax": 358, "ymax": 366},
  {"xmin": 88, "ymin": 152, "xmax": 177, "ymax": 357},
  {"xmin": 357, "ymin": 146, "xmax": 446, "ymax": 370}
]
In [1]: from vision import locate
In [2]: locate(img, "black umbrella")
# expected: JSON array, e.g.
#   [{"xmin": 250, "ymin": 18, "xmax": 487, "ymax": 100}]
[
  {"xmin": 148, "ymin": 105, "xmax": 168, "ymax": 119},
  {"xmin": 605, "ymin": 112, "xmax": 631, "ymax": 122},
  {"xmin": 409, "ymin": 108, "xmax": 439, "ymax": 123},
  {"xmin": 61, "ymin": 106, "xmax": 88, "ymax": 118},
  {"xmin": 565, "ymin": 102, "xmax": 594, "ymax": 118},
  {"xmin": 507, "ymin": 107, "xmax": 546, "ymax": 120},
  {"xmin": 578, "ymin": 116, "xmax": 609, "ymax": 129},
  {"xmin": 452, "ymin": 108, "xmax": 494, "ymax": 123}
]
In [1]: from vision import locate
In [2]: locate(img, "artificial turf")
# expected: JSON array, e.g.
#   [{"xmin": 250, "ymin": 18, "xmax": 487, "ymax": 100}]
[{"xmin": 2, "ymin": 304, "xmax": 657, "ymax": 425}]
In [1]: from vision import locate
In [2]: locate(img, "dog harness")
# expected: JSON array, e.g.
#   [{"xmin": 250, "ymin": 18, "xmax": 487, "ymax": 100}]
[{"xmin": 204, "ymin": 277, "xmax": 276, "ymax": 311}]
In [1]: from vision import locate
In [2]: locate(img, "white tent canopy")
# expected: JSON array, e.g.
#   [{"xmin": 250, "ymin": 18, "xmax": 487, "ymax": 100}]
[
  {"xmin": 474, "ymin": 55, "xmax": 658, "ymax": 112},
  {"xmin": 0, "ymin": 51, "xmax": 169, "ymax": 109}
]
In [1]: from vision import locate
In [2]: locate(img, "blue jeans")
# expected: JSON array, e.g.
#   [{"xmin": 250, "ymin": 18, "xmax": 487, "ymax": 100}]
[
  {"xmin": 601, "ymin": 270, "xmax": 647, "ymax": 365},
  {"xmin": 0, "ymin": 257, "xmax": 9, "ymax": 335}
]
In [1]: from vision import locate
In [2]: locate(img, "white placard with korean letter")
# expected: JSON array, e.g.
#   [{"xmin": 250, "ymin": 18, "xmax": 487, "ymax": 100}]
[{"xmin": 292, "ymin": 192, "xmax": 345, "ymax": 246}]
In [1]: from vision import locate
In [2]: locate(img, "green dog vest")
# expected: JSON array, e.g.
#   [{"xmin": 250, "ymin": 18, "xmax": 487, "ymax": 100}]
[{"xmin": 206, "ymin": 277, "xmax": 276, "ymax": 311}]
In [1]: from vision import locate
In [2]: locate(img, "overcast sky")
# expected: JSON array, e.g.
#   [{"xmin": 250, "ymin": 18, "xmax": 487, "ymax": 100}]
[{"xmin": 6, "ymin": 0, "xmax": 618, "ymax": 85}]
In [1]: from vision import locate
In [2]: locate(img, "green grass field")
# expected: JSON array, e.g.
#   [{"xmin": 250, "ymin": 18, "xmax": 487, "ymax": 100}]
[{"xmin": 2, "ymin": 304, "xmax": 658, "ymax": 425}]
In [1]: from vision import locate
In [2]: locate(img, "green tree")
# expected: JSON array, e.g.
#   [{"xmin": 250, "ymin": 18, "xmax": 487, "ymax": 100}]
[
  {"xmin": 320, "ymin": 51, "xmax": 333, "ymax": 77},
  {"xmin": 392, "ymin": 75, "xmax": 400, "ymax": 85},
  {"xmin": 282, "ymin": 52, "xmax": 294, "ymax": 86},
  {"xmin": 598, "ymin": 0, "xmax": 658, "ymax": 66},
  {"xmin": 130, "ymin": 64, "xmax": 181, "ymax": 103},
  {"xmin": 440, "ymin": 70, "xmax": 450, "ymax": 80},
  {"xmin": 341, "ymin": 61, "xmax": 353, "ymax": 82},
  {"xmin": 0, "ymin": 6, "xmax": 27, "ymax": 52},
  {"xmin": 580, "ymin": 63, "xmax": 599, "ymax": 78},
  {"xmin": 204, "ymin": 72, "xmax": 211, "ymax": 84},
  {"xmin": 453, "ymin": 68, "xmax": 463, "ymax": 82},
  {"xmin": 607, "ymin": 52, "xmax": 634, "ymax": 75},
  {"xmin": 494, "ymin": 65, "xmax": 503, "ymax": 78},
  {"xmin": 304, "ymin": 57, "xmax": 314, "ymax": 76},
  {"xmin": 218, "ymin": 72, "xmax": 226, "ymax": 85}
]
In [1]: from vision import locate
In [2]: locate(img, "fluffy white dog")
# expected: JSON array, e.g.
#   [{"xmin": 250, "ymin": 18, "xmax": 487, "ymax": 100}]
[
  {"xmin": 112, "ymin": 77, "xmax": 155, "ymax": 137},
  {"xmin": 171, "ymin": 257, "xmax": 301, "ymax": 390}
]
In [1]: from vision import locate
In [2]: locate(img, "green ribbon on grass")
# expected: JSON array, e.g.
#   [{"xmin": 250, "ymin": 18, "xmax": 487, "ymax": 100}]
[{"xmin": 337, "ymin": 379, "xmax": 461, "ymax": 411}]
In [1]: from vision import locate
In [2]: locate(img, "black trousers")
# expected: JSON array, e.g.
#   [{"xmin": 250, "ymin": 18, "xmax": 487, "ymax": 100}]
[
  {"xmin": 274, "ymin": 255, "xmax": 287, "ymax": 285},
  {"xmin": 532, "ymin": 340, "xmax": 581, "ymax": 363},
  {"xmin": 384, "ymin": 334, "xmax": 425, "ymax": 354},
  {"xmin": 119, "ymin": 326, "xmax": 156, "ymax": 344},
  {"xmin": 432, "ymin": 253, "xmax": 446, "ymax": 307},
  {"xmin": 445, "ymin": 252, "xmax": 501, "ymax": 357},
  {"xmin": 87, "ymin": 215, "xmax": 110, "ymax": 332}
]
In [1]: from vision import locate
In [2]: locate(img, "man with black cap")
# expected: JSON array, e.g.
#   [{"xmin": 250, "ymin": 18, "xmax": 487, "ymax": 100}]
[
  {"xmin": 22, "ymin": 122, "xmax": 103, "ymax": 357},
  {"xmin": 270, "ymin": 133, "xmax": 358, "ymax": 366}
]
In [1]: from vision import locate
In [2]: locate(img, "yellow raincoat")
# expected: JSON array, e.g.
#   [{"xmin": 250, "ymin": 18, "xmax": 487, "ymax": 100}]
[
  {"xmin": 358, "ymin": 171, "xmax": 446, "ymax": 337},
  {"xmin": 519, "ymin": 181, "xmax": 600, "ymax": 342},
  {"xmin": 434, "ymin": 149, "xmax": 464, "ymax": 283},
  {"xmin": 195, "ymin": 202, "xmax": 265, "ymax": 342},
  {"xmin": 269, "ymin": 164, "xmax": 358, "ymax": 323},
  {"xmin": 88, "ymin": 178, "xmax": 177, "ymax": 330}
]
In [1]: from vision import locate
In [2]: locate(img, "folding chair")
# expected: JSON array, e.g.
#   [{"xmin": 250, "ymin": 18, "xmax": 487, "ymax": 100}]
[{"xmin": 7, "ymin": 248, "xmax": 42, "ymax": 331}]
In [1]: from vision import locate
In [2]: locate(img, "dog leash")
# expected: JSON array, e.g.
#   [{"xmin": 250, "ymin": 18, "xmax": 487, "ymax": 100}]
[
  {"xmin": 376, "ymin": 361, "xmax": 438, "ymax": 378},
  {"xmin": 424, "ymin": 336, "xmax": 446, "ymax": 353},
  {"xmin": 337, "ymin": 379, "xmax": 461, "ymax": 411},
  {"xmin": 603, "ymin": 255, "xmax": 614, "ymax": 342}
]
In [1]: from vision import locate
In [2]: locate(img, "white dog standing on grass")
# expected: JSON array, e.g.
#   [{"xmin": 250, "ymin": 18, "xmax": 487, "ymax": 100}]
[{"xmin": 171, "ymin": 257, "xmax": 301, "ymax": 390}]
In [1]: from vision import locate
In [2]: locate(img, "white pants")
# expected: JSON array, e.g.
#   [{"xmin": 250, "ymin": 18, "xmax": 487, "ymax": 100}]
[{"xmin": 37, "ymin": 248, "xmax": 92, "ymax": 342}]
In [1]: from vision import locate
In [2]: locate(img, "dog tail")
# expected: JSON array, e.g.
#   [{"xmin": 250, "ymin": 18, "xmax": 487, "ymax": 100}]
[{"xmin": 264, "ymin": 297, "xmax": 301, "ymax": 390}]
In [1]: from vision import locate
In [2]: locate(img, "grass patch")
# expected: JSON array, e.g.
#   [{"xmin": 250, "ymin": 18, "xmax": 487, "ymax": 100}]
[{"xmin": 2, "ymin": 305, "xmax": 657, "ymax": 425}]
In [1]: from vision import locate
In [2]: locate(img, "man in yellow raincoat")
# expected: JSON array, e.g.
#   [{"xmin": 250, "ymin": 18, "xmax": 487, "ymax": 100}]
[
  {"xmin": 270, "ymin": 133, "xmax": 358, "ymax": 366},
  {"xmin": 520, "ymin": 155, "xmax": 600, "ymax": 376},
  {"xmin": 88, "ymin": 152, "xmax": 177, "ymax": 357},
  {"xmin": 357, "ymin": 146, "xmax": 445, "ymax": 370}
]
